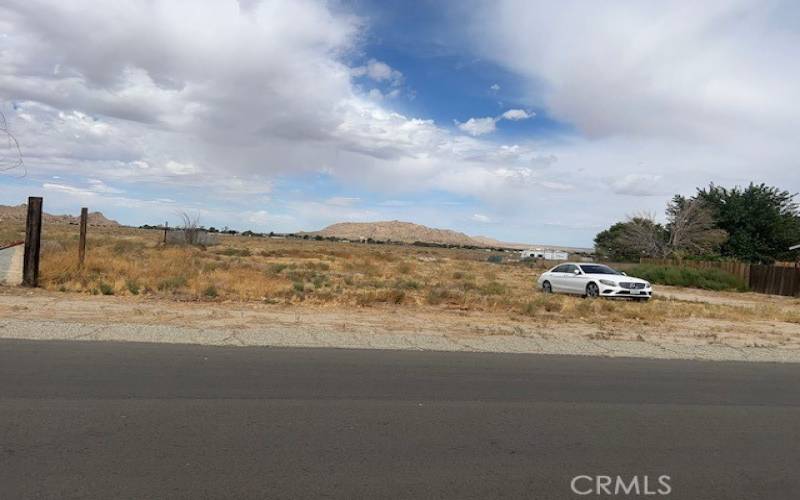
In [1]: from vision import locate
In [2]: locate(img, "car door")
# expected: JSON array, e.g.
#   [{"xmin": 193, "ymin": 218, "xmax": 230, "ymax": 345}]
[
  {"xmin": 546, "ymin": 265, "xmax": 569, "ymax": 292},
  {"xmin": 561, "ymin": 264, "xmax": 587, "ymax": 294}
]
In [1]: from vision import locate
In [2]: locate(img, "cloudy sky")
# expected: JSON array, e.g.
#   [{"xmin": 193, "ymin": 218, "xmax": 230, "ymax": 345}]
[{"xmin": 1, "ymin": 0, "xmax": 798, "ymax": 246}]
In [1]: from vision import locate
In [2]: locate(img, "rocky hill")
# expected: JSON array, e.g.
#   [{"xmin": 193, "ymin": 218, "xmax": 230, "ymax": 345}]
[
  {"xmin": 470, "ymin": 235, "xmax": 530, "ymax": 250},
  {"xmin": 307, "ymin": 220, "xmax": 593, "ymax": 252},
  {"xmin": 0, "ymin": 204, "xmax": 120, "ymax": 226},
  {"xmin": 308, "ymin": 221, "xmax": 487, "ymax": 246}
]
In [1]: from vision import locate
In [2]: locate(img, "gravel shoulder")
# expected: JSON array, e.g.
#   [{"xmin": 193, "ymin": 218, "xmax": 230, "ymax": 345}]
[
  {"xmin": 1, "ymin": 286, "xmax": 799, "ymax": 363},
  {"xmin": 659, "ymin": 285, "xmax": 800, "ymax": 308}
]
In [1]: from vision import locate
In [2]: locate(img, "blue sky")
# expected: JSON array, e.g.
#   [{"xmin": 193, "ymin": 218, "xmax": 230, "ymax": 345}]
[{"xmin": 1, "ymin": 0, "xmax": 799, "ymax": 247}]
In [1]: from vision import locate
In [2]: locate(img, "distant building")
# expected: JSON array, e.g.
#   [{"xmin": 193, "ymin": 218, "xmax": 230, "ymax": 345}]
[{"xmin": 520, "ymin": 248, "xmax": 569, "ymax": 261}]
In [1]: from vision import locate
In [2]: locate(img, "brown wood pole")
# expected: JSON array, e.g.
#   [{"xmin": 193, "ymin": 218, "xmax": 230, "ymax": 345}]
[
  {"xmin": 22, "ymin": 196, "xmax": 43, "ymax": 287},
  {"xmin": 78, "ymin": 207, "xmax": 88, "ymax": 268}
]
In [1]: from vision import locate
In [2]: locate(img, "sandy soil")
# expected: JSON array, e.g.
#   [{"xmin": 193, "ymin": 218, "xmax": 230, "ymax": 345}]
[
  {"xmin": 659, "ymin": 285, "xmax": 800, "ymax": 308},
  {"xmin": 2, "ymin": 286, "xmax": 799, "ymax": 359}
]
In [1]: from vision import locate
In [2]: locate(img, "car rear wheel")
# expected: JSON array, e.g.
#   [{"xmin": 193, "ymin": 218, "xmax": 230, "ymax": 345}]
[
  {"xmin": 542, "ymin": 281, "xmax": 552, "ymax": 294},
  {"xmin": 585, "ymin": 282, "xmax": 599, "ymax": 298}
]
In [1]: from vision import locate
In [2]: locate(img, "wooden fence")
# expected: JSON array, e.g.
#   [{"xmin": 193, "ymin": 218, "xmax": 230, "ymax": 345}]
[
  {"xmin": 639, "ymin": 258, "xmax": 800, "ymax": 297},
  {"xmin": 749, "ymin": 264, "xmax": 800, "ymax": 296}
]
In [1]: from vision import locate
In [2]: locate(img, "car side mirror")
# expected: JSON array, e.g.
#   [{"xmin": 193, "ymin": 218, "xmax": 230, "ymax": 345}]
[
  {"xmin": 573, "ymin": 269, "xmax": 581, "ymax": 275},
  {"xmin": 621, "ymin": 272, "xmax": 627, "ymax": 276}
]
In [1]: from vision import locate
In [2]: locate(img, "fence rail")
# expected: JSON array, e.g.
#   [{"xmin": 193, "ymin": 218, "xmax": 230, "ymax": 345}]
[{"xmin": 639, "ymin": 258, "xmax": 800, "ymax": 297}]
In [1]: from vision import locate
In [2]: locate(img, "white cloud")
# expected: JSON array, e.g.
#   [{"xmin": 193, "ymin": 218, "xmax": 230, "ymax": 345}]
[
  {"xmin": 87, "ymin": 178, "xmax": 124, "ymax": 194},
  {"xmin": 455, "ymin": 108, "xmax": 534, "ymax": 136},
  {"xmin": 463, "ymin": 1, "xmax": 800, "ymax": 185},
  {"xmin": 456, "ymin": 117, "xmax": 497, "ymax": 136},
  {"xmin": 472, "ymin": 213, "xmax": 491, "ymax": 223},
  {"xmin": 500, "ymin": 109, "xmax": 534, "ymax": 121},
  {"xmin": 351, "ymin": 59, "xmax": 404, "ymax": 85},
  {"xmin": 0, "ymin": 1, "xmax": 560, "ymax": 223},
  {"xmin": 42, "ymin": 182, "xmax": 99, "ymax": 198},
  {"xmin": 490, "ymin": 83, "xmax": 500, "ymax": 91},
  {"xmin": 164, "ymin": 160, "xmax": 199, "ymax": 176}
]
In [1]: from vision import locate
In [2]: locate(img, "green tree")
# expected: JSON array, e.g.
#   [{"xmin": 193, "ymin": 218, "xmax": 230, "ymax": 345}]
[
  {"xmin": 595, "ymin": 222, "xmax": 636, "ymax": 261},
  {"xmin": 695, "ymin": 183, "xmax": 800, "ymax": 263}
]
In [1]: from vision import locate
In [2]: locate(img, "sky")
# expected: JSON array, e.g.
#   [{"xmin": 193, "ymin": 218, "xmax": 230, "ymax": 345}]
[{"xmin": 1, "ymin": 0, "xmax": 799, "ymax": 247}]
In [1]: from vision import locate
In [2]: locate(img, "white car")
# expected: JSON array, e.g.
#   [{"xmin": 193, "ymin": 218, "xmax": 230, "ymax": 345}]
[{"xmin": 536, "ymin": 263, "xmax": 652, "ymax": 301}]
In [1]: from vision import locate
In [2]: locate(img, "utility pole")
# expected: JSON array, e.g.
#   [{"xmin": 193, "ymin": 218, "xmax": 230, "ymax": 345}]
[
  {"xmin": 22, "ymin": 196, "xmax": 43, "ymax": 287},
  {"xmin": 78, "ymin": 207, "xmax": 88, "ymax": 268},
  {"xmin": 164, "ymin": 221, "xmax": 168, "ymax": 244}
]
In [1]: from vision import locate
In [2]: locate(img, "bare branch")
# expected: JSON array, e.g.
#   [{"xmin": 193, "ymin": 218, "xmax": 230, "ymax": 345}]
[
  {"xmin": 666, "ymin": 198, "xmax": 727, "ymax": 257},
  {"xmin": 0, "ymin": 110, "xmax": 25, "ymax": 177},
  {"xmin": 617, "ymin": 212, "xmax": 669, "ymax": 258},
  {"xmin": 179, "ymin": 212, "xmax": 201, "ymax": 246}
]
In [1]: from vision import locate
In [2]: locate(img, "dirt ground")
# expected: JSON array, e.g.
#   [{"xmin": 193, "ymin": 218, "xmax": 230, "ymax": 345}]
[
  {"xmin": 2, "ymin": 283, "xmax": 799, "ymax": 354},
  {"xmin": 659, "ymin": 285, "xmax": 800, "ymax": 308}
]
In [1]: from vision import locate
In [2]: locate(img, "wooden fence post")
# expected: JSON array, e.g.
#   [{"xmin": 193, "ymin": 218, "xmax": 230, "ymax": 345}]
[
  {"xmin": 22, "ymin": 196, "xmax": 43, "ymax": 287},
  {"xmin": 78, "ymin": 207, "xmax": 88, "ymax": 268}
]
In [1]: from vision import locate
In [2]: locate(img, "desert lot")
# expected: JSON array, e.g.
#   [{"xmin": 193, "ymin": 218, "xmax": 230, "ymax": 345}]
[{"xmin": 1, "ymin": 223, "xmax": 800, "ymax": 360}]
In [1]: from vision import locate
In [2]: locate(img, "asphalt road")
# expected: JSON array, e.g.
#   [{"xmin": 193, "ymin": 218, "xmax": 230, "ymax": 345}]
[{"xmin": 1, "ymin": 339, "xmax": 799, "ymax": 499}]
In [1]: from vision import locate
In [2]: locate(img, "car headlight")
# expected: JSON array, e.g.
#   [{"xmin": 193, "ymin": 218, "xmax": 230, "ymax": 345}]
[
  {"xmin": 644, "ymin": 282, "xmax": 651, "ymax": 288},
  {"xmin": 599, "ymin": 279, "xmax": 617, "ymax": 287}
]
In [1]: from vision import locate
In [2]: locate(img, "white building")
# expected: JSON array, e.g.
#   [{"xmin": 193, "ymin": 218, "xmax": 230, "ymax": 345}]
[{"xmin": 520, "ymin": 248, "xmax": 569, "ymax": 261}]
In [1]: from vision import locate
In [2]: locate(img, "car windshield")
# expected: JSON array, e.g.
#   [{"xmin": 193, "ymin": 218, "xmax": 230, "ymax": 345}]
[{"xmin": 579, "ymin": 264, "xmax": 622, "ymax": 275}]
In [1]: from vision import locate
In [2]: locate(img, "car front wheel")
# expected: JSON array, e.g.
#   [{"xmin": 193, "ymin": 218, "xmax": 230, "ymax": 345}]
[
  {"xmin": 585, "ymin": 282, "xmax": 600, "ymax": 298},
  {"xmin": 542, "ymin": 281, "xmax": 552, "ymax": 294}
]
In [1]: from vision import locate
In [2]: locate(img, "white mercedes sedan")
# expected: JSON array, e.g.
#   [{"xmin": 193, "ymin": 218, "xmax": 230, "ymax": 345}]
[{"xmin": 536, "ymin": 263, "xmax": 652, "ymax": 301}]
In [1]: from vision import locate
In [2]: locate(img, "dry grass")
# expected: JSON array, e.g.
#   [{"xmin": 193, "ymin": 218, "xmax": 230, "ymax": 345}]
[{"xmin": 4, "ymin": 223, "xmax": 800, "ymax": 327}]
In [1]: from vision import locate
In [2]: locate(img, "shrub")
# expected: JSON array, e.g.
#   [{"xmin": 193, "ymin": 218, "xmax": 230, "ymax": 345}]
[
  {"xmin": 125, "ymin": 279, "xmax": 141, "ymax": 295},
  {"xmin": 487, "ymin": 255, "xmax": 503, "ymax": 264},
  {"xmin": 98, "ymin": 282, "xmax": 114, "ymax": 295},
  {"xmin": 355, "ymin": 289, "xmax": 406, "ymax": 306},
  {"xmin": 304, "ymin": 261, "xmax": 330, "ymax": 271},
  {"xmin": 480, "ymin": 281, "xmax": 507, "ymax": 295},
  {"xmin": 426, "ymin": 286, "xmax": 459, "ymax": 305},
  {"xmin": 157, "ymin": 275, "xmax": 188, "ymax": 291},
  {"xmin": 394, "ymin": 279, "xmax": 421, "ymax": 290},
  {"xmin": 344, "ymin": 259, "xmax": 380, "ymax": 276},
  {"xmin": 452, "ymin": 271, "xmax": 475, "ymax": 281},
  {"xmin": 203, "ymin": 285, "xmax": 218, "ymax": 298},
  {"xmin": 218, "ymin": 247, "xmax": 251, "ymax": 257},
  {"xmin": 520, "ymin": 301, "xmax": 538, "ymax": 316},
  {"xmin": 266, "ymin": 263, "xmax": 291, "ymax": 275},
  {"xmin": 626, "ymin": 264, "xmax": 748, "ymax": 291},
  {"xmin": 312, "ymin": 274, "xmax": 329, "ymax": 289}
]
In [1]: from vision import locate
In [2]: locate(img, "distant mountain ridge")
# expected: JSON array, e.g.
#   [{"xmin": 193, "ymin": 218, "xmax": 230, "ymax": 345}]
[
  {"xmin": 308, "ymin": 220, "xmax": 482, "ymax": 246},
  {"xmin": 0, "ymin": 204, "xmax": 120, "ymax": 226},
  {"xmin": 307, "ymin": 220, "xmax": 593, "ymax": 252}
]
